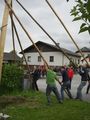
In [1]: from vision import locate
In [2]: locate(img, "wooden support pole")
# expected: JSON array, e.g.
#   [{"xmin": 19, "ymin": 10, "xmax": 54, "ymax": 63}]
[
  {"xmin": 9, "ymin": 13, "xmax": 32, "ymax": 88},
  {"xmin": 5, "ymin": 0, "xmax": 49, "ymax": 69},
  {"xmin": 15, "ymin": 0, "xmax": 75, "ymax": 67},
  {"xmin": 10, "ymin": 1, "xmax": 16, "ymax": 63},
  {"xmin": 45, "ymin": 0, "xmax": 89, "ymax": 66},
  {"xmin": 6, "ymin": 0, "xmax": 71, "ymax": 97},
  {"xmin": 0, "ymin": 0, "xmax": 12, "ymax": 82}
]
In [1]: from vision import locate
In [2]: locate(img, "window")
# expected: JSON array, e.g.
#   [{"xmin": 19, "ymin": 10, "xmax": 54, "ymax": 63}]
[
  {"xmin": 49, "ymin": 56, "xmax": 54, "ymax": 62},
  {"xmin": 38, "ymin": 56, "xmax": 41, "ymax": 62},
  {"xmin": 27, "ymin": 56, "xmax": 31, "ymax": 62}
]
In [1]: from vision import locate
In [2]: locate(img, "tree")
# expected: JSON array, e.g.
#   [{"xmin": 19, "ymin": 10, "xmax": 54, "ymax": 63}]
[{"xmin": 70, "ymin": 0, "xmax": 90, "ymax": 34}]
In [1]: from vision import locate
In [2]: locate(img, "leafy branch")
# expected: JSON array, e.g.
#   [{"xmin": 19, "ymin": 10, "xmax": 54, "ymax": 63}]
[{"xmin": 70, "ymin": 0, "xmax": 90, "ymax": 34}]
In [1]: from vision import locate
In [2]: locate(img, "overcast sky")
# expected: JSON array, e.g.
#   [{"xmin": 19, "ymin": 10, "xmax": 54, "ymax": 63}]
[{"xmin": 0, "ymin": 0, "xmax": 90, "ymax": 54}]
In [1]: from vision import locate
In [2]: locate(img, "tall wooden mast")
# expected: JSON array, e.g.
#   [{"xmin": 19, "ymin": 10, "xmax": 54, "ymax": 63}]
[{"xmin": 0, "ymin": 0, "xmax": 12, "ymax": 82}]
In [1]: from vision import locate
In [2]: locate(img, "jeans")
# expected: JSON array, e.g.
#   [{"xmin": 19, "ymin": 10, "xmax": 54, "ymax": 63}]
[
  {"xmin": 61, "ymin": 81, "xmax": 72, "ymax": 100},
  {"xmin": 76, "ymin": 81, "xmax": 87, "ymax": 100},
  {"xmin": 46, "ymin": 84, "xmax": 61, "ymax": 104},
  {"xmin": 69, "ymin": 78, "xmax": 72, "ymax": 89},
  {"xmin": 32, "ymin": 79, "xmax": 39, "ymax": 91},
  {"xmin": 86, "ymin": 82, "xmax": 90, "ymax": 94}
]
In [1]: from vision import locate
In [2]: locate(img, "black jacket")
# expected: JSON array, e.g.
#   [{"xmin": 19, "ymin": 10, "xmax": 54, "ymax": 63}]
[
  {"xmin": 79, "ymin": 67, "xmax": 89, "ymax": 81},
  {"xmin": 61, "ymin": 69, "xmax": 69, "ymax": 83}
]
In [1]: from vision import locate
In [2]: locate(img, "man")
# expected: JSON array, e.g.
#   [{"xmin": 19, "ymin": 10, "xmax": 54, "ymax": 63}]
[
  {"xmin": 32, "ymin": 66, "xmax": 41, "ymax": 91},
  {"xmin": 76, "ymin": 64, "xmax": 90, "ymax": 100},
  {"xmin": 60, "ymin": 66, "xmax": 73, "ymax": 100},
  {"xmin": 67, "ymin": 66, "xmax": 74, "ymax": 89},
  {"xmin": 46, "ymin": 66, "xmax": 62, "ymax": 105}
]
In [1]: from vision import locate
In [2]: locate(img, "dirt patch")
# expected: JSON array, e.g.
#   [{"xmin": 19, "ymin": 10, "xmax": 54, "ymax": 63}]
[{"xmin": 0, "ymin": 96, "xmax": 27, "ymax": 108}]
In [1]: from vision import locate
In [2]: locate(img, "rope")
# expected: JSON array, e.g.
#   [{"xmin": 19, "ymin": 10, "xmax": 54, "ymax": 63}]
[{"xmin": 0, "ymin": 24, "xmax": 7, "ymax": 30}]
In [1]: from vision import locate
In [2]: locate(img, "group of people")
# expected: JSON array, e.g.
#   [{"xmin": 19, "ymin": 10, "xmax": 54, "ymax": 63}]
[
  {"xmin": 31, "ymin": 64, "xmax": 90, "ymax": 104},
  {"xmin": 46, "ymin": 64, "xmax": 90, "ymax": 104},
  {"xmin": 46, "ymin": 65, "xmax": 74, "ymax": 104}
]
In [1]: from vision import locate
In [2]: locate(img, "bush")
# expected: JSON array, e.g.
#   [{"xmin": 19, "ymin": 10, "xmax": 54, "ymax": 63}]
[{"xmin": 1, "ymin": 64, "xmax": 24, "ymax": 93}]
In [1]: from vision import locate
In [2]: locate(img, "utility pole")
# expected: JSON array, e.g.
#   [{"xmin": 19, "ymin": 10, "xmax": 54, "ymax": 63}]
[{"xmin": 0, "ymin": 0, "xmax": 12, "ymax": 82}]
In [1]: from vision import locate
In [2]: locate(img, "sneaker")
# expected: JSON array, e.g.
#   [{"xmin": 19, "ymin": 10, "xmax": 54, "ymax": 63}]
[
  {"xmin": 74, "ymin": 97, "xmax": 79, "ymax": 100},
  {"xmin": 75, "ymin": 97, "xmax": 83, "ymax": 101},
  {"xmin": 59, "ymin": 100, "xmax": 63, "ymax": 104}
]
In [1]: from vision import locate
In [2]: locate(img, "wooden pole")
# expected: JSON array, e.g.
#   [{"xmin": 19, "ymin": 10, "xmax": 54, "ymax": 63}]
[
  {"xmin": 0, "ymin": 0, "xmax": 12, "ymax": 82},
  {"xmin": 15, "ymin": 0, "xmax": 76, "ymax": 67},
  {"xmin": 9, "ymin": 13, "xmax": 32, "ymax": 88},
  {"xmin": 6, "ymin": 0, "xmax": 71, "ymax": 97},
  {"xmin": 5, "ymin": 0, "xmax": 49, "ymax": 68},
  {"xmin": 45, "ymin": 0, "xmax": 89, "ymax": 66},
  {"xmin": 10, "ymin": 14, "xmax": 30, "ymax": 78},
  {"xmin": 10, "ymin": 1, "xmax": 16, "ymax": 63}
]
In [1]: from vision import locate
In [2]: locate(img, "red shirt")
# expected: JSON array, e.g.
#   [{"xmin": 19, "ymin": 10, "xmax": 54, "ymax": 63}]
[{"xmin": 67, "ymin": 68, "xmax": 74, "ymax": 79}]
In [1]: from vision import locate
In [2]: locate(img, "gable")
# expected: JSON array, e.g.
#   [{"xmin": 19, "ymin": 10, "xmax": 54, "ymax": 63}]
[
  {"xmin": 21, "ymin": 41, "xmax": 60, "ymax": 53},
  {"xmin": 20, "ymin": 41, "xmax": 80, "ymax": 57}
]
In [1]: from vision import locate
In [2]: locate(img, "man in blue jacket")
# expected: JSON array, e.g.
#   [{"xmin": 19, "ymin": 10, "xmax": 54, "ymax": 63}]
[{"xmin": 60, "ymin": 66, "xmax": 73, "ymax": 100}]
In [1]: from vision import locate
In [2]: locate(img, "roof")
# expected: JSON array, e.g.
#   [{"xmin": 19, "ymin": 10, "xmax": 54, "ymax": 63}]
[
  {"xmin": 20, "ymin": 41, "xmax": 81, "ymax": 57},
  {"xmin": 3, "ymin": 51, "xmax": 21, "ymax": 61},
  {"xmin": 76, "ymin": 47, "xmax": 90, "ymax": 53}
]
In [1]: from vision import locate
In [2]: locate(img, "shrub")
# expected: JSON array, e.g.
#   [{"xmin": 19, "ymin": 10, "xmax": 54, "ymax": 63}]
[{"xmin": 1, "ymin": 64, "xmax": 24, "ymax": 92}]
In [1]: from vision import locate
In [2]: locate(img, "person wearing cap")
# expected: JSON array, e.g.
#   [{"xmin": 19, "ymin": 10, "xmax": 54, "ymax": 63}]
[{"xmin": 32, "ymin": 66, "xmax": 41, "ymax": 91}]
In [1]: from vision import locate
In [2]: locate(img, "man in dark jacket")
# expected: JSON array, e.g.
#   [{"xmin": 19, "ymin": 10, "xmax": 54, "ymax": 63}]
[
  {"xmin": 60, "ymin": 66, "xmax": 73, "ymax": 100},
  {"xmin": 76, "ymin": 65, "xmax": 90, "ymax": 100},
  {"xmin": 32, "ymin": 67, "xmax": 41, "ymax": 91}
]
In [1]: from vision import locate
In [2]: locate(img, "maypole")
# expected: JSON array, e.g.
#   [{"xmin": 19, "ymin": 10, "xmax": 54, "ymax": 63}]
[{"xmin": 0, "ymin": 0, "xmax": 12, "ymax": 82}]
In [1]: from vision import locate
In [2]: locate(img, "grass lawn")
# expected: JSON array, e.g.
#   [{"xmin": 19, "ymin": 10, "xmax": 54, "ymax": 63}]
[{"xmin": 0, "ymin": 91, "xmax": 90, "ymax": 120}]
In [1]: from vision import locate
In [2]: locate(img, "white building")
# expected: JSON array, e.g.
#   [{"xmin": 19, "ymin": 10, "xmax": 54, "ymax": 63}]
[
  {"xmin": 20, "ymin": 41, "xmax": 81, "ymax": 70},
  {"xmin": 76, "ymin": 47, "xmax": 90, "ymax": 65}
]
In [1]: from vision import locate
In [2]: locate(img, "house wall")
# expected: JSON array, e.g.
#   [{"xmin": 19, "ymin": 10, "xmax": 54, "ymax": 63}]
[
  {"xmin": 63, "ymin": 55, "xmax": 80, "ymax": 65},
  {"xmin": 23, "ymin": 52, "xmax": 80, "ymax": 67}
]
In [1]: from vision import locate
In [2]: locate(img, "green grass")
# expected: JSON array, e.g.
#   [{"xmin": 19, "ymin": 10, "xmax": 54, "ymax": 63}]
[{"xmin": 0, "ymin": 91, "xmax": 90, "ymax": 120}]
